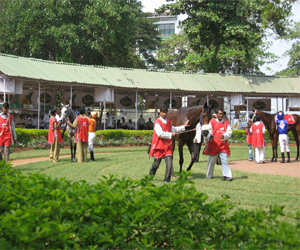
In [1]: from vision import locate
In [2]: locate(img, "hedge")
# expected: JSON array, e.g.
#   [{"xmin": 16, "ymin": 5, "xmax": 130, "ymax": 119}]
[
  {"xmin": 0, "ymin": 161, "xmax": 299, "ymax": 249},
  {"xmin": 15, "ymin": 128, "xmax": 295, "ymax": 146}
]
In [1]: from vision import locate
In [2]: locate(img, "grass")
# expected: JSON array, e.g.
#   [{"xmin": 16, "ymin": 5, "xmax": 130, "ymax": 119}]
[{"xmin": 13, "ymin": 145, "xmax": 299, "ymax": 222}]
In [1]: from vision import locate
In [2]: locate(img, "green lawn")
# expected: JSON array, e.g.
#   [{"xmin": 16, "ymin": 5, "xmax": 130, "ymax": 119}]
[{"xmin": 13, "ymin": 145, "xmax": 299, "ymax": 222}]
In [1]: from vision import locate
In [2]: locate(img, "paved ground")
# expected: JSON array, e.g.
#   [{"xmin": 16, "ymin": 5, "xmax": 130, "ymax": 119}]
[{"xmin": 11, "ymin": 153, "xmax": 300, "ymax": 177}]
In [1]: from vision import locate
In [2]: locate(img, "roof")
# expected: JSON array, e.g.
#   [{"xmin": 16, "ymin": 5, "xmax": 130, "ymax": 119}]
[{"xmin": 0, "ymin": 53, "xmax": 299, "ymax": 96}]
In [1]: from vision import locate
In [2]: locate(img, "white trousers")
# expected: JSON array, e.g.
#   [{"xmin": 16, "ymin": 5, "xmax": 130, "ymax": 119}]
[
  {"xmin": 279, "ymin": 134, "xmax": 290, "ymax": 153},
  {"xmin": 254, "ymin": 147, "xmax": 265, "ymax": 163},
  {"xmin": 206, "ymin": 152, "xmax": 232, "ymax": 178},
  {"xmin": 88, "ymin": 132, "xmax": 96, "ymax": 151}
]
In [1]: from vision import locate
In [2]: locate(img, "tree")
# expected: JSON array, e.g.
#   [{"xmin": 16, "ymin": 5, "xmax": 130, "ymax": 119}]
[
  {"xmin": 0, "ymin": 0, "xmax": 161, "ymax": 68},
  {"xmin": 156, "ymin": 0, "xmax": 296, "ymax": 74},
  {"xmin": 156, "ymin": 33, "xmax": 278, "ymax": 74},
  {"xmin": 276, "ymin": 22, "xmax": 300, "ymax": 76}
]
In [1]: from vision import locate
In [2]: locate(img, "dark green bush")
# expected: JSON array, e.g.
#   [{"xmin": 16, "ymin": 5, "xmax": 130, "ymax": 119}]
[{"xmin": 0, "ymin": 161, "xmax": 299, "ymax": 249}]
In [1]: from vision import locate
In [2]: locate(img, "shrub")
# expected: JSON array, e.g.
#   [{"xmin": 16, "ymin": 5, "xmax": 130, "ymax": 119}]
[
  {"xmin": 0, "ymin": 162, "xmax": 299, "ymax": 249},
  {"xmin": 15, "ymin": 128, "xmax": 295, "ymax": 148}
]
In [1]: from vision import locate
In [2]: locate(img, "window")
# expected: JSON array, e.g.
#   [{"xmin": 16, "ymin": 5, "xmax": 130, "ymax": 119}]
[{"xmin": 158, "ymin": 23, "xmax": 175, "ymax": 37}]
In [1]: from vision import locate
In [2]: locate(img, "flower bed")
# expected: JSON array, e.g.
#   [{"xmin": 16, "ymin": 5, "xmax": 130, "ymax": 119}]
[{"xmin": 13, "ymin": 128, "xmax": 295, "ymax": 151}]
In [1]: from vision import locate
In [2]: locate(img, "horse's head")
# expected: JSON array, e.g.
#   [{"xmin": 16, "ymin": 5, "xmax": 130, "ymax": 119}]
[
  {"xmin": 201, "ymin": 104, "xmax": 212, "ymax": 136},
  {"xmin": 60, "ymin": 104, "xmax": 70, "ymax": 121}
]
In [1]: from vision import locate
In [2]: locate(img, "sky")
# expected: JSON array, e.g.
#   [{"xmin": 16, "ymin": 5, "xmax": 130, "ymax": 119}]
[{"xmin": 141, "ymin": 0, "xmax": 300, "ymax": 75}]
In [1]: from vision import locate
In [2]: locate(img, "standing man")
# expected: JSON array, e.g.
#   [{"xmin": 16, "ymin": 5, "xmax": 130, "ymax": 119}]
[
  {"xmin": 88, "ymin": 111, "xmax": 97, "ymax": 161},
  {"xmin": 15, "ymin": 114, "xmax": 25, "ymax": 128},
  {"xmin": 43, "ymin": 110, "xmax": 50, "ymax": 129},
  {"xmin": 149, "ymin": 105, "xmax": 189, "ymax": 183},
  {"xmin": 276, "ymin": 111, "xmax": 290, "ymax": 163},
  {"xmin": 48, "ymin": 107, "xmax": 62, "ymax": 162},
  {"xmin": 68, "ymin": 107, "xmax": 89, "ymax": 162},
  {"xmin": 146, "ymin": 118, "xmax": 154, "ymax": 130},
  {"xmin": 0, "ymin": 102, "xmax": 17, "ymax": 162},
  {"xmin": 250, "ymin": 115, "xmax": 265, "ymax": 164},
  {"xmin": 202, "ymin": 108, "xmax": 233, "ymax": 181},
  {"xmin": 137, "ymin": 114, "xmax": 146, "ymax": 130},
  {"xmin": 245, "ymin": 114, "xmax": 254, "ymax": 161}
]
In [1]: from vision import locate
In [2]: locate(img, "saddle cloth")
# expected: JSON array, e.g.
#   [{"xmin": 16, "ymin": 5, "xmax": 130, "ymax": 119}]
[{"xmin": 274, "ymin": 114, "xmax": 296, "ymax": 124}]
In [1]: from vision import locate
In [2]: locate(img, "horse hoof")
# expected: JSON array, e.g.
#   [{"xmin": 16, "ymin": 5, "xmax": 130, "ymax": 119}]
[{"xmin": 71, "ymin": 158, "xmax": 77, "ymax": 162}]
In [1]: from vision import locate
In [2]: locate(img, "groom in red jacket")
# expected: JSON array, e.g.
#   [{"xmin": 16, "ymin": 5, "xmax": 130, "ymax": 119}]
[{"xmin": 149, "ymin": 105, "xmax": 189, "ymax": 183}]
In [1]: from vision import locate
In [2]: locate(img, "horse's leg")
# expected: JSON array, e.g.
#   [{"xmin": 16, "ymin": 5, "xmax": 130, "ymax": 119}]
[
  {"xmin": 171, "ymin": 138, "xmax": 177, "ymax": 177},
  {"xmin": 270, "ymin": 134, "xmax": 276, "ymax": 162},
  {"xmin": 69, "ymin": 137, "xmax": 74, "ymax": 161},
  {"xmin": 186, "ymin": 142, "xmax": 201, "ymax": 171},
  {"xmin": 178, "ymin": 139, "xmax": 184, "ymax": 173},
  {"xmin": 274, "ymin": 132, "xmax": 278, "ymax": 162},
  {"xmin": 291, "ymin": 128, "xmax": 299, "ymax": 161},
  {"xmin": 74, "ymin": 142, "xmax": 77, "ymax": 161}
]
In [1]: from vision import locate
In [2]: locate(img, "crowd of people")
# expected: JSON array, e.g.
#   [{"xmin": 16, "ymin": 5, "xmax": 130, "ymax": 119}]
[
  {"xmin": 0, "ymin": 102, "xmax": 292, "ymax": 185},
  {"xmin": 106, "ymin": 113, "xmax": 154, "ymax": 130}
]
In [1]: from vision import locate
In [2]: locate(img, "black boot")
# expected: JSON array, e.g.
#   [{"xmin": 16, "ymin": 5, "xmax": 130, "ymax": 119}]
[
  {"xmin": 90, "ymin": 151, "xmax": 95, "ymax": 161},
  {"xmin": 287, "ymin": 152, "xmax": 291, "ymax": 163},
  {"xmin": 280, "ymin": 153, "xmax": 285, "ymax": 163}
]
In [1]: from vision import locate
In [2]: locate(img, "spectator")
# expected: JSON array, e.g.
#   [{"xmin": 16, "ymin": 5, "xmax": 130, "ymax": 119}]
[
  {"xmin": 43, "ymin": 110, "xmax": 50, "ymax": 129},
  {"xmin": 116, "ymin": 119, "xmax": 121, "ymax": 129},
  {"xmin": 15, "ymin": 114, "xmax": 25, "ymax": 128},
  {"xmin": 138, "ymin": 115, "xmax": 146, "ymax": 130},
  {"xmin": 127, "ymin": 119, "xmax": 135, "ymax": 130},
  {"xmin": 106, "ymin": 112, "xmax": 113, "ymax": 129},
  {"xmin": 145, "ymin": 118, "xmax": 153, "ymax": 130},
  {"xmin": 120, "ymin": 117, "xmax": 128, "ymax": 129},
  {"xmin": 31, "ymin": 115, "xmax": 38, "ymax": 128}
]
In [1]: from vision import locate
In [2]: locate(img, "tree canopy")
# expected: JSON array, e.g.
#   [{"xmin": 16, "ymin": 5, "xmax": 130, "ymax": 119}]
[
  {"xmin": 156, "ymin": 0, "xmax": 296, "ymax": 74},
  {"xmin": 0, "ymin": 0, "xmax": 161, "ymax": 68},
  {"xmin": 276, "ymin": 22, "xmax": 300, "ymax": 76}
]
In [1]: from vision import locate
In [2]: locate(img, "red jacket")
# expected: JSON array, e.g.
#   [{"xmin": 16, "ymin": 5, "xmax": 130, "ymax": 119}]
[
  {"xmin": 150, "ymin": 118, "xmax": 172, "ymax": 158},
  {"xmin": 245, "ymin": 127, "xmax": 253, "ymax": 145},
  {"xmin": 48, "ymin": 117, "xmax": 62, "ymax": 144},
  {"xmin": 251, "ymin": 122, "xmax": 265, "ymax": 148},
  {"xmin": 0, "ymin": 114, "xmax": 13, "ymax": 146},
  {"xmin": 75, "ymin": 116, "xmax": 89, "ymax": 143},
  {"xmin": 203, "ymin": 119, "xmax": 230, "ymax": 156}
]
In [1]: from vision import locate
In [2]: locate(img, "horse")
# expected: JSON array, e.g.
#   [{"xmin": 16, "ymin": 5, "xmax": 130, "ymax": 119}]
[
  {"xmin": 60, "ymin": 104, "xmax": 77, "ymax": 162},
  {"xmin": 253, "ymin": 110, "xmax": 300, "ymax": 162},
  {"xmin": 166, "ymin": 104, "xmax": 212, "ymax": 173}
]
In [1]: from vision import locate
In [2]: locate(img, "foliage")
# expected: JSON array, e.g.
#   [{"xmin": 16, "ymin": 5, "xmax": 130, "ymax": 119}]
[
  {"xmin": 0, "ymin": 162, "xmax": 299, "ymax": 249},
  {"xmin": 0, "ymin": 0, "xmax": 161, "ymax": 68},
  {"xmin": 156, "ymin": 0, "xmax": 295, "ymax": 74},
  {"xmin": 276, "ymin": 22, "xmax": 300, "ymax": 76},
  {"xmin": 14, "ymin": 128, "xmax": 295, "ymax": 149}
]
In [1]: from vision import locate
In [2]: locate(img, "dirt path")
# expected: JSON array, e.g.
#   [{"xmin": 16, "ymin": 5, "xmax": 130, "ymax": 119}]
[
  {"xmin": 11, "ymin": 153, "xmax": 300, "ymax": 178},
  {"xmin": 228, "ymin": 160, "xmax": 300, "ymax": 178}
]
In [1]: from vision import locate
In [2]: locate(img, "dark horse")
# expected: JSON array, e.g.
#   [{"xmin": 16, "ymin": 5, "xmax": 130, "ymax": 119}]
[
  {"xmin": 60, "ymin": 104, "xmax": 77, "ymax": 162},
  {"xmin": 167, "ymin": 105, "xmax": 212, "ymax": 173},
  {"xmin": 254, "ymin": 110, "xmax": 300, "ymax": 161}
]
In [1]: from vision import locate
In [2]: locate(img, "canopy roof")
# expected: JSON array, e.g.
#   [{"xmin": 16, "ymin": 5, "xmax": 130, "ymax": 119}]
[{"xmin": 0, "ymin": 53, "xmax": 299, "ymax": 97}]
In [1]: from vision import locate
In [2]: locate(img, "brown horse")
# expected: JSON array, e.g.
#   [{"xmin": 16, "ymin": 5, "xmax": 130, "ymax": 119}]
[
  {"xmin": 254, "ymin": 110, "xmax": 300, "ymax": 161},
  {"xmin": 167, "ymin": 105, "xmax": 212, "ymax": 173}
]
